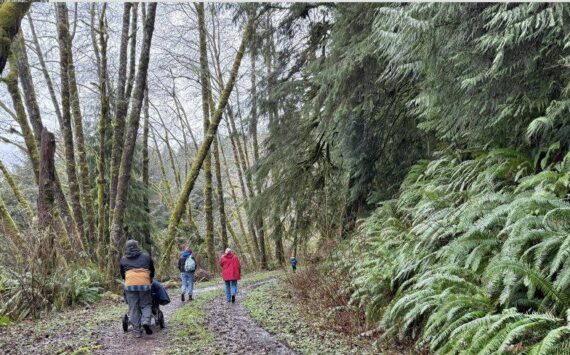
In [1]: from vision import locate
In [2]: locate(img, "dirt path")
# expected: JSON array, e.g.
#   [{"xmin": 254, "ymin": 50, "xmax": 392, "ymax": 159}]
[
  {"xmin": 203, "ymin": 280, "xmax": 296, "ymax": 355},
  {"xmin": 95, "ymin": 285, "xmax": 221, "ymax": 355},
  {"xmin": 94, "ymin": 280, "xmax": 295, "ymax": 355}
]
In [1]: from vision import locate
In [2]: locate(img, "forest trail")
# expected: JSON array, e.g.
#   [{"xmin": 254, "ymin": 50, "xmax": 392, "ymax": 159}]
[
  {"xmin": 95, "ymin": 279, "xmax": 294, "ymax": 355},
  {"xmin": 204, "ymin": 280, "xmax": 295, "ymax": 355},
  {"xmin": 94, "ymin": 284, "xmax": 221, "ymax": 355}
]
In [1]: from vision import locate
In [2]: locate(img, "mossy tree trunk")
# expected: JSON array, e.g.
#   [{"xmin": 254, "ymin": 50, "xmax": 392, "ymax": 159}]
[
  {"xmin": 0, "ymin": 159, "xmax": 33, "ymax": 221},
  {"xmin": 56, "ymin": 3, "xmax": 85, "ymax": 252},
  {"xmin": 13, "ymin": 34, "xmax": 41, "ymax": 146},
  {"xmin": 197, "ymin": 2, "xmax": 216, "ymax": 272},
  {"xmin": 210, "ymin": 29, "xmax": 259, "ymax": 262},
  {"xmin": 12, "ymin": 27, "xmax": 76, "ymax": 244},
  {"xmin": 27, "ymin": 14, "xmax": 63, "ymax": 126},
  {"xmin": 109, "ymin": 3, "xmax": 157, "ymax": 279},
  {"xmin": 5, "ymin": 55, "xmax": 39, "ymax": 182},
  {"xmin": 0, "ymin": 1, "xmax": 30, "ymax": 74},
  {"xmin": 109, "ymin": 3, "xmax": 132, "ymax": 225},
  {"xmin": 0, "ymin": 194, "xmax": 21, "ymax": 249},
  {"xmin": 92, "ymin": 3, "xmax": 110, "ymax": 265},
  {"xmin": 159, "ymin": 12, "xmax": 256, "ymax": 276},
  {"xmin": 65, "ymin": 9, "xmax": 97, "ymax": 249},
  {"xmin": 142, "ymin": 88, "xmax": 152, "ymax": 252}
]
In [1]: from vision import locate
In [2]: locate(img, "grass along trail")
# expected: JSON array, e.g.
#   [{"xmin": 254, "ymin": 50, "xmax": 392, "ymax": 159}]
[{"xmin": 203, "ymin": 279, "xmax": 296, "ymax": 355}]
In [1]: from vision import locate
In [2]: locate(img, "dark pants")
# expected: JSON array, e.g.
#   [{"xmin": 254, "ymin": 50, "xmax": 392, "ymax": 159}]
[{"xmin": 125, "ymin": 290, "xmax": 152, "ymax": 333}]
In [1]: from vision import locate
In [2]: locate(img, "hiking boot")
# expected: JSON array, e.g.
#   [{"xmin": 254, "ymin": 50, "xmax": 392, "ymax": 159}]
[
  {"xmin": 188, "ymin": 294, "xmax": 193, "ymax": 301},
  {"xmin": 181, "ymin": 293, "xmax": 185, "ymax": 302},
  {"xmin": 231, "ymin": 295, "xmax": 235, "ymax": 303},
  {"xmin": 143, "ymin": 324, "xmax": 153, "ymax": 335}
]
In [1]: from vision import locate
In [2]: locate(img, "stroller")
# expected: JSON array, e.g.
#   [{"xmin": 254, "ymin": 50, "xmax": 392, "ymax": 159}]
[{"xmin": 122, "ymin": 279, "xmax": 170, "ymax": 332}]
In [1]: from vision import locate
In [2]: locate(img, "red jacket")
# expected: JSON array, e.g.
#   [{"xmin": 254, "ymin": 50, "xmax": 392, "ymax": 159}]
[{"xmin": 220, "ymin": 253, "xmax": 241, "ymax": 281}]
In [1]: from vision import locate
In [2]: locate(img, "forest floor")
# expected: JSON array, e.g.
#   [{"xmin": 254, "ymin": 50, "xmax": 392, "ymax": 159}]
[{"xmin": 0, "ymin": 269, "xmax": 393, "ymax": 354}]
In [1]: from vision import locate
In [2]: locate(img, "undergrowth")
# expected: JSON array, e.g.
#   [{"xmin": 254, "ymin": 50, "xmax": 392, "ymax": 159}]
[{"xmin": 350, "ymin": 148, "xmax": 570, "ymax": 354}]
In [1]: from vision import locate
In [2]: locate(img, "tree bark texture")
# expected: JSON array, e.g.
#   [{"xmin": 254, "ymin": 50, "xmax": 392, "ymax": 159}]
[
  {"xmin": 109, "ymin": 3, "xmax": 157, "ymax": 278},
  {"xmin": 196, "ymin": 2, "xmax": 216, "ymax": 272},
  {"xmin": 56, "ymin": 3, "xmax": 85, "ymax": 252}
]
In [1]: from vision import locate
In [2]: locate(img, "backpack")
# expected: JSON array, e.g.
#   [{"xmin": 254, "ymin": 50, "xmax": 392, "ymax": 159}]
[{"xmin": 184, "ymin": 255, "xmax": 196, "ymax": 272}]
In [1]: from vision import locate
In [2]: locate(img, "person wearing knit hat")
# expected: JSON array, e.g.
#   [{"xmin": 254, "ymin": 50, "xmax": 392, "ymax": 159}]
[{"xmin": 120, "ymin": 239, "xmax": 155, "ymax": 338}]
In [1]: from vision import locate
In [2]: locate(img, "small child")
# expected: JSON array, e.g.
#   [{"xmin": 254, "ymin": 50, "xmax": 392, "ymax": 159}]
[{"xmin": 289, "ymin": 255, "xmax": 298, "ymax": 272}]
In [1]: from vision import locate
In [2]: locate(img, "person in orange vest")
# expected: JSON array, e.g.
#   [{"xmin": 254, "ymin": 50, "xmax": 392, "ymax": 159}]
[{"xmin": 120, "ymin": 239, "xmax": 155, "ymax": 338}]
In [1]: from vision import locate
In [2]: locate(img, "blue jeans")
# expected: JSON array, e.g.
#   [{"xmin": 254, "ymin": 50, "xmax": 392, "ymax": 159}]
[
  {"xmin": 224, "ymin": 280, "xmax": 238, "ymax": 302},
  {"xmin": 180, "ymin": 272, "xmax": 194, "ymax": 296}
]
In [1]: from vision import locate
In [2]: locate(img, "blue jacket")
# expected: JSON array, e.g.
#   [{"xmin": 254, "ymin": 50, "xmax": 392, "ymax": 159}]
[{"xmin": 178, "ymin": 251, "xmax": 193, "ymax": 272}]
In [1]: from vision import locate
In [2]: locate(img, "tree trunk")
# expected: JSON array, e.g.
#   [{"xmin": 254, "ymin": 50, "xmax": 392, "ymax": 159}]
[
  {"xmin": 142, "ymin": 88, "xmax": 151, "ymax": 252},
  {"xmin": 109, "ymin": 3, "xmax": 157, "ymax": 278},
  {"xmin": 249, "ymin": 43, "xmax": 268, "ymax": 269},
  {"xmin": 213, "ymin": 137, "xmax": 228, "ymax": 250},
  {"xmin": 210, "ymin": 29, "xmax": 259, "ymax": 260},
  {"xmin": 5, "ymin": 54, "xmax": 39, "ymax": 182},
  {"xmin": 159, "ymin": 12, "xmax": 255, "ymax": 275},
  {"xmin": 196, "ymin": 2, "xmax": 216, "ymax": 272},
  {"xmin": 13, "ymin": 33, "xmax": 41, "ymax": 146},
  {"xmin": 125, "ymin": 3, "xmax": 138, "ymax": 101},
  {"xmin": 27, "ymin": 14, "xmax": 63, "ymax": 127},
  {"xmin": 0, "ymin": 159, "xmax": 33, "ymax": 221},
  {"xmin": 37, "ymin": 128, "xmax": 57, "ymax": 264},
  {"xmin": 109, "ymin": 3, "xmax": 132, "ymax": 224},
  {"xmin": 0, "ymin": 194, "xmax": 21, "ymax": 249},
  {"xmin": 56, "ymin": 3, "xmax": 85, "ymax": 252},
  {"xmin": 66, "ymin": 10, "xmax": 97, "ymax": 248},
  {"xmin": 219, "ymin": 131, "xmax": 257, "ymax": 267},
  {"xmin": 0, "ymin": 2, "xmax": 30, "ymax": 75},
  {"xmin": 92, "ymin": 3, "xmax": 110, "ymax": 265}
]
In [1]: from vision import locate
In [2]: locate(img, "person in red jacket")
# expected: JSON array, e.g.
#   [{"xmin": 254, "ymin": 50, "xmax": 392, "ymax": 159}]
[{"xmin": 219, "ymin": 248, "xmax": 241, "ymax": 303}]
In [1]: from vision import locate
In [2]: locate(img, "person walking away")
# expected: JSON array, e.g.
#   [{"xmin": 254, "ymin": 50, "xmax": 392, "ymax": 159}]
[
  {"xmin": 120, "ymin": 239, "xmax": 155, "ymax": 337},
  {"xmin": 178, "ymin": 246, "xmax": 196, "ymax": 301},
  {"xmin": 220, "ymin": 248, "xmax": 241, "ymax": 303},
  {"xmin": 289, "ymin": 255, "xmax": 298, "ymax": 272}
]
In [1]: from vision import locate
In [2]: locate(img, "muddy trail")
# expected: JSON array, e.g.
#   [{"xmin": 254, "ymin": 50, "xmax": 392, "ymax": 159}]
[
  {"xmin": 94, "ymin": 284, "xmax": 221, "ymax": 355},
  {"xmin": 95, "ymin": 280, "xmax": 295, "ymax": 355},
  {"xmin": 203, "ymin": 280, "xmax": 296, "ymax": 355}
]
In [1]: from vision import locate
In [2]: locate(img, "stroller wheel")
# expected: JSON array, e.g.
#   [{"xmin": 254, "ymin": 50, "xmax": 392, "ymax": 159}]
[
  {"xmin": 158, "ymin": 310, "xmax": 165, "ymax": 329},
  {"xmin": 122, "ymin": 314, "xmax": 129, "ymax": 332}
]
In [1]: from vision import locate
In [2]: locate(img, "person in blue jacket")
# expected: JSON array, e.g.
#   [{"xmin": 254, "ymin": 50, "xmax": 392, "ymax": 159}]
[
  {"xmin": 289, "ymin": 255, "xmax": 298, "ymax": 272},
  {"xmin": 177, "ymin": 246, "xmax": 196, "ymax": 301}
]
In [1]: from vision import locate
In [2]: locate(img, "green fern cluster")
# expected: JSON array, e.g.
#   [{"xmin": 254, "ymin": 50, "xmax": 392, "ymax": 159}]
[{"xmin": 350, "ymin": 149, "xmax": 570, "ymax": 354}]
